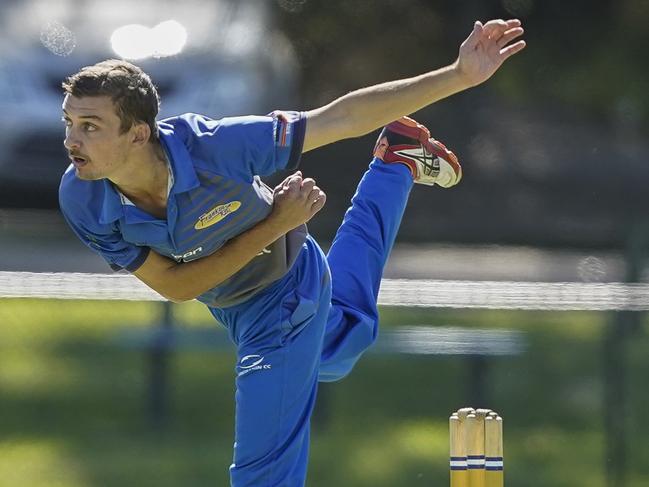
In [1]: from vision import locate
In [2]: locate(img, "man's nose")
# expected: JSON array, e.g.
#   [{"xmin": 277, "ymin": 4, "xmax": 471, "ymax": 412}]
[{"xmin": 63, "ymin": 131, "xmax": 80, "ymax": 151}]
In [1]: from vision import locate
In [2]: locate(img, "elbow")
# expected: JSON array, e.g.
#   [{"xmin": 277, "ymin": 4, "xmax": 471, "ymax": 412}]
[
  {"xmin": 158, "ymin": 268, "xmax": 204, "ymax": 303},
  {"xmin": 165, "ymin": 291, "xmax": 197, "ymax": 303},
  {"xmin": 157, "ymin": 287, "xmax": 198, "ymax": 303},
  {"xmin": 149, "ymin": 265, "xmax": 227, "ymax": 303},
  {"xmin": 167, "ymin": 295, "xmax": 193, "ymax": 304}
]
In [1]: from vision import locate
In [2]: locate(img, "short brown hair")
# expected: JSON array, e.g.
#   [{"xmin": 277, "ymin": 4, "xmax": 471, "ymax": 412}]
[{"xmin": 62, "ymin": 59, "xmax": 160, "ymax": 139}]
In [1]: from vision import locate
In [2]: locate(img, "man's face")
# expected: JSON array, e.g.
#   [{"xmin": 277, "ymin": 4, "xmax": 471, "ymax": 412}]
[{"xmin": 62, "ymin": 94, "xmax": 131, "ymax": 181}]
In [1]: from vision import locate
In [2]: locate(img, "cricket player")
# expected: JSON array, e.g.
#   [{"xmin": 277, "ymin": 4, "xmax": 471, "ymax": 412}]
[{"xmin": 58, "ymin": 19, "xmax": 524, "ymax": 486}]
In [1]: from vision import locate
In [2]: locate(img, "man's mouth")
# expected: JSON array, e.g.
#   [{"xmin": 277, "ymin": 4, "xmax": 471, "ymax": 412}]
[{"xmin": 70, "ymin": 155, "xmax": 89, "ymax": 168}]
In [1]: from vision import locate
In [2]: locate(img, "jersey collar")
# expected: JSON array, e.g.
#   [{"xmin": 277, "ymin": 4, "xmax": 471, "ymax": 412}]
[
  {"xmin": 97, "ymin": 121, "xmax": 200, "ymax": 224},
  {"xmin": 158, "ymin": 121, "xmax": 200, "ymax": 195},
  {"xmin": 98, "ymin": 180, "xmax": 124, "ymax": 224}
]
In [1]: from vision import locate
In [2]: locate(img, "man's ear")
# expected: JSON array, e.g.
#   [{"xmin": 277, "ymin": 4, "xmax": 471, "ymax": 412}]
[{"xmin": 131, "ymin": 122, "xmax": 151, "ymax": 147}]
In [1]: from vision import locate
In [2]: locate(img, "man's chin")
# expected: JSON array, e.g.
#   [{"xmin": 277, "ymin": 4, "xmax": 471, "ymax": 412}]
[{"xmin": 75, "ymin": 168, "xmax": 102, "ymax": 181}]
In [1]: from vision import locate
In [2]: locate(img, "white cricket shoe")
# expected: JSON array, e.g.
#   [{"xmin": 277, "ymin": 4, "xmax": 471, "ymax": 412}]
[{"xmin": 372, "ymin": 116, "xmax": 462, "ymax": 187}]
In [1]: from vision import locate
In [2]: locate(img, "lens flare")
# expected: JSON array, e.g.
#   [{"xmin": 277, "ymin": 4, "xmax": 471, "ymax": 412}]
[{"xmin": 110, "ymin": 21, "xmax": 187, "ymax": 60}]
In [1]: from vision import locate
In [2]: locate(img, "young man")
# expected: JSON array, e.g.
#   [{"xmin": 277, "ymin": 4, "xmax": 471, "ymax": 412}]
[{"xmin": 59, "ymin": 19, "xmax": 524, "ymax": 486}]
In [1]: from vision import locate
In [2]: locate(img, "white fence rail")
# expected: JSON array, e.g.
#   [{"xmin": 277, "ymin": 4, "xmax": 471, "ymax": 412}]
[{"xmin": 2, "ymin": 272, "xmax": 649, "ymax": 311}]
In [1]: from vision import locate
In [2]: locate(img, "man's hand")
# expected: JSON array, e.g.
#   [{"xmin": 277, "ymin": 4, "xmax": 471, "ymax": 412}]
[
  {"xmin": 455, "ymin": 19, "xmax": 526, "ymax": 88},
  {"xmin": 269, "ymin": 171, "xmax": 326, "ymax": 232},
  {"xmin": 302, "ymin": 19, "xmax": 526, "ymax": 152}
]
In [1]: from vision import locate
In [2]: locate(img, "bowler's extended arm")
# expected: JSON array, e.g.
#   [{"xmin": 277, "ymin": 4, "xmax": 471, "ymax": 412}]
[{"xmin": 303, "ymin": 19, "xmax": 525, "ymax": 152}]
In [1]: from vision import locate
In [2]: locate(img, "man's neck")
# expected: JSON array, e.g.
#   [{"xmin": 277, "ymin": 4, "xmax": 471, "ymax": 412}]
[{"xmin": 111, "ymin": 140, "xmax": 170, "ymax": 219}]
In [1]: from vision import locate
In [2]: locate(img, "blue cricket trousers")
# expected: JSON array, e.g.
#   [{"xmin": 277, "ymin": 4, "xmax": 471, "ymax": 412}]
[{"xmin": 210, "ymin": 159, "xmax": 413, "ymax": 486}]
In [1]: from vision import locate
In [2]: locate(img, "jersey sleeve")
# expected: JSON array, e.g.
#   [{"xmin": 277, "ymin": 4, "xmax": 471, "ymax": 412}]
[
  {"xmin": 59, "ymin": 190, "xmax": 150, "ymax": 273},
  {"xmin": 174, "ymin": 111, "xmax": 307, "ymax": 181}
]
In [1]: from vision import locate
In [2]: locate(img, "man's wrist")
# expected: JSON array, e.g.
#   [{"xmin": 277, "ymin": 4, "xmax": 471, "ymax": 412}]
[
  {"xmin": 446, "ymin": 59, "xmax": 475, "ymax": 92},
  {"xmin": 262, "ymin": 212, "xmax": 291, "ymax": 239},
  {"xmin": 447, "ymin": 60, "xmax": 479, "ymax": 89}
]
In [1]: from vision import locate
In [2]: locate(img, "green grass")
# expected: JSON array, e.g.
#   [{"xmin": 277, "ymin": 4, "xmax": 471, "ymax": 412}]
[{"xmin": 1, "ymin": 300, "xmax": 648, "ymax": 486}]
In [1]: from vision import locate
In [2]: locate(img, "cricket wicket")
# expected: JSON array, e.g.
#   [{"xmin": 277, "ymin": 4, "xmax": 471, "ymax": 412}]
[{"xmin": 449, "ymin": 407, "xmax": 503, "ymax": 487}]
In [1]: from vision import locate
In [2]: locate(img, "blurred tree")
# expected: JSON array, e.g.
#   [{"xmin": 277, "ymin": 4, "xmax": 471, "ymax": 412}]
[
  {"xmin": 274, "ymin": 0, "xmax": 649, "ymax": 129},
  {"xmin": 270, "ymin": 0, "xmax": 649, "ymax": 249}
]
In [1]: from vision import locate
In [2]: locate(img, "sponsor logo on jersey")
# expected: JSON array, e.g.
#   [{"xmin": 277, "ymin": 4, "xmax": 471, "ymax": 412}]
[
  {"xmin": 194, "ymin": 201, "xmax": 241, "ymax": 230},
  {"xmin": 171, "ymin": 246, "xmax": 203, "ymax": 262},
  {"xmin": 237, "ymin": 354, "xmax": 272, "ymax": 377}
]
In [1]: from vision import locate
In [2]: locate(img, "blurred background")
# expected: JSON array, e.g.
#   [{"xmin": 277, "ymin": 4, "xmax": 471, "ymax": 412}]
[{"xmin": 1, "ymin": 0, "xmax": 649, "ymax": 486}]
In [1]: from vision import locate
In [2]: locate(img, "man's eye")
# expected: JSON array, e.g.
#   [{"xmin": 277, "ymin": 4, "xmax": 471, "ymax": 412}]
[
  {"xmin": 61, "ymin": 118, "xmax": 72, "ymax": 127},
  {"xmin": 83, "ymin": 123, "xmax": 97, "ymax": 132}
]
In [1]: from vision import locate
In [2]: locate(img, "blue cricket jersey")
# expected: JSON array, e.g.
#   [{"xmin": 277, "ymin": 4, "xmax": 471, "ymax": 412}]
[{"xmin": 59, "ymin": 111, "xmax": 308, "ymax": 307}]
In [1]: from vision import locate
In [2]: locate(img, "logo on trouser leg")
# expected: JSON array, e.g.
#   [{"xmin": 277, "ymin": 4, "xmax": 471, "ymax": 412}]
[{"xmin": 237, "ymin": 354, "xmax": 272, "ymax": 377}]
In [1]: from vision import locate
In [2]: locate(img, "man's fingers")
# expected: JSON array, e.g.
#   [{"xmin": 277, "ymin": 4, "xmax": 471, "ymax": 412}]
[
  {"xmin": 285, "ymin": 174, "xmax": 303, "ymax": 191},
  {"xmin": 497, "ymin": 27, "xmax": 524, "ymax": 48},
  {"xmin": 483, "ymin": 18, "xmax": 521, "ymax": 42},
  {"xmin": 285, "ymin": 171, "xmax": 302, "ymax": 182},
  {"xmin": 301, "ymin": 178, "xmax": 316, "ymax": 193},
  {"xmin": 307, "ymin": 187, "xmax": 322, "ymax": 202},
  {"xmin": 462, "ymin": 20, "xmax": 483, "ymax": 50},
  {"xmin": 310, "ymin": 191, "xmax": 326, "ymax": 213},
  {"xmin": 277, "ymin": 171, "xmax": 302, "ymax": 191},
  {"xmin": 288, "ymin": 173, "xmax": 303, "ymax": 183},
  {"xmin": 482, "ymin": 19, "xmax": 508, "ymax": 38},
  {"xmin": 500, "ymin": 40, "xmax": 526, "ymax": 60}
]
